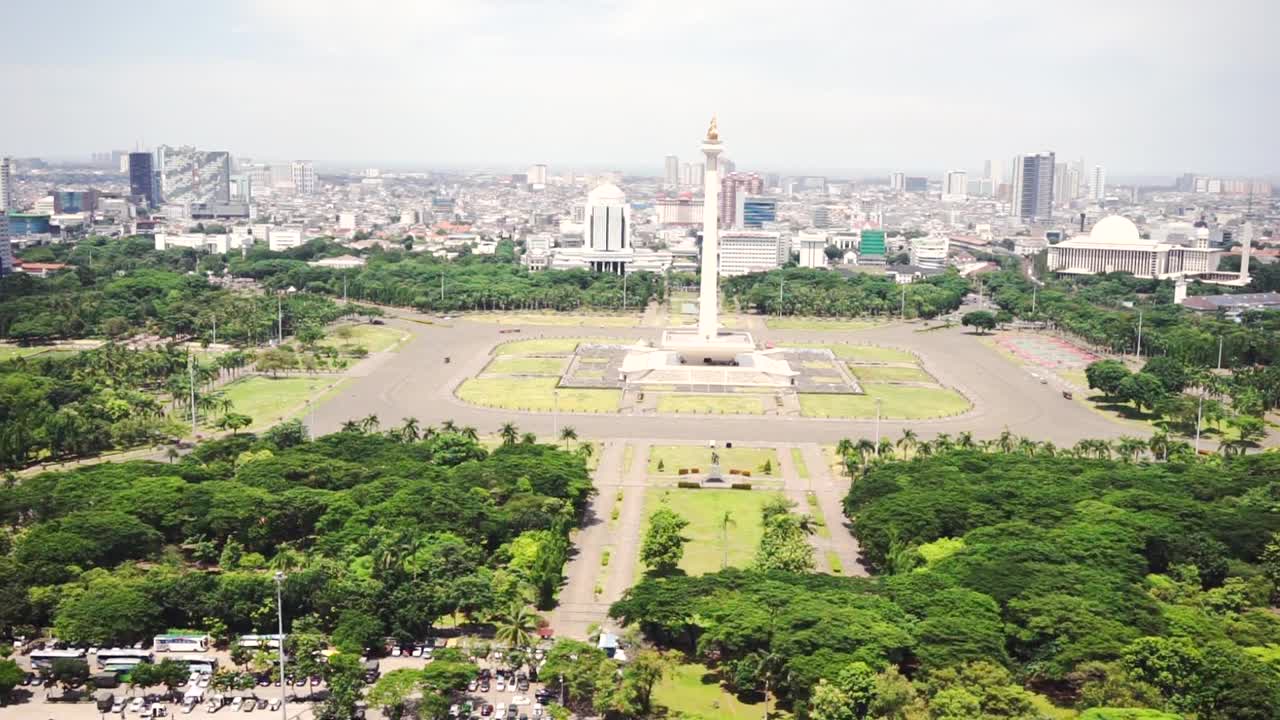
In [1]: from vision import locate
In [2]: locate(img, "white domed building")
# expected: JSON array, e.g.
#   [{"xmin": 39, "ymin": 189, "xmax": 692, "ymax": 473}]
[{"xmin": 1047, "ymin": 215, "xmax": 1220, "ymax": 279}]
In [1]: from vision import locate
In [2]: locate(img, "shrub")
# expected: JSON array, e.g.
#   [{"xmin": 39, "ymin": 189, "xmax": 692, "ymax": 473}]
[
  {"xmin": 731, "ymin": 483, "xmax": 753, "ymax": 490},
  {"xmin": 677, "ymin": 481, "xmax": 701, "ymax": 489},
  {"xmin": 742, "ymin": 470, "xmax": 752, "ymax": 477},
  {"xmin": 678, "ymin": 468, "xmax": 688, "ymax": 476}
]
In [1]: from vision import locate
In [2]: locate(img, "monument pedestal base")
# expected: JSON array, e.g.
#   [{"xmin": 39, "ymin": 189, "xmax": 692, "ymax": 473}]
[{"xmin": 703, "ymin": 463, "xmax": 724, "ymax": 485}]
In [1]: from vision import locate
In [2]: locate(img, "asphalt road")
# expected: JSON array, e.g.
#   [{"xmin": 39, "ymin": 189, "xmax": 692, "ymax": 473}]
[{"xmin": 307, "ymin": 311, "xmax": 1135, "ymax": 446}]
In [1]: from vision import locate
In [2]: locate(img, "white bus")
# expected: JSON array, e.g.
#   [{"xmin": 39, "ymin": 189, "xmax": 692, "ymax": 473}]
[
  {"xmin": 236, "ymin": 634, "xmax": 282, "ymax": 649},
  {"xmin": 30, "ymin": 649, "xmax": 86, "ymax": 669},
  {"xmin": 153, "ymin": 634, "xmax": 210, "ymax": 653},
  {"xmin": 174, "ymin": 656, "xmax": 218, "ymax": 675},
  {"xmin": 96, "ymin": 648, "xmax": 154, "ymax": 669}
]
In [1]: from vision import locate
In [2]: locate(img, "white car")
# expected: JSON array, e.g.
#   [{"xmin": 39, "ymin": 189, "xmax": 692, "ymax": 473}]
[
  {"xmin": 182, "ymin": 700, "xmax": 196, "ymax": 714},
  {"xmin": 199, "ymin": 674, "xmax": 211, "ymax": 688},
  {"xmin": 230, "ymin": 697, "xmax": 243, "ymax": 712},
  {"xmin": 111, "ymin": 699, "xmax": 125, "ymax": 714},
  {"xmin": 468, "ymin": 680, "xmax": 478, "ymax": 692},
  {"xmin": 206, "ymin": 700, "xmax": 221, "ymax": 713},
  {"xmin": 269, "ymin": 699, "xmax": 281, "ymax": 711},
  {"xmin": 495, "ymin": 679, "xmax": 506, "ymax": 691},
  {"xmin": 495, "ymin": 704, "xmax": 506, "ymax": 717},
  {"xmin": 533, "ymin": 707, "xmax": 543, "ymax": 718},
  {"xmin": 129, "ymin": 697, "xmax": 145, "ymax": 714}
]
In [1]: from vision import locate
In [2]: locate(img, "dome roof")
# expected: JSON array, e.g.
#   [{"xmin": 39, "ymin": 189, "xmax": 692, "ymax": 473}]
[
  {"xmin": 1088, "ymin": 215, "xmax": 1144, "ymax": 245},
  {"xmin": 587, "ymin": 182, "xmax": 626, "ymax": 204}
]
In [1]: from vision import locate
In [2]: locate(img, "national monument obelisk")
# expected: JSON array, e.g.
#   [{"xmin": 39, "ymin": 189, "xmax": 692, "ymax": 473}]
[{"xmin": 697, "ymin": 116, "xmax": 723, "ymax": 342}]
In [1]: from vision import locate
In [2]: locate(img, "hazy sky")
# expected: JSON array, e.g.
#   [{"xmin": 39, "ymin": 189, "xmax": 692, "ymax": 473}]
[{"xmin": 2, "ymin": 0, "xmax": 1277, "ymax": 177}]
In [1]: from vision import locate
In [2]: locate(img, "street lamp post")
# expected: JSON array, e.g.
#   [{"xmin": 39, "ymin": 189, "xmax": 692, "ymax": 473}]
[
  {"xmin": 274, "ymin": 572, "xmax": 288, "ymax": 720},
  {"xmin": 1194, "ymin": 391, "xmax": 1205, "ymax": 454},
  {"xmin": 553, "ymin": 390, "xmax": 560, "ymax": 437}
]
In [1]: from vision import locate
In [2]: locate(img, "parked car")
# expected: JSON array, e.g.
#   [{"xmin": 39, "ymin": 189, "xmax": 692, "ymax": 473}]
[
  {"xmin": 242, "ymin": 697, "xmax": 255, "ymax": 712},
  {"xmin": 468, "ymin": 679, "xmax": 478, "ymax": 692},
  {"xmin": 111, "ymin": 699, "xmax": 126, "ymax": 714},
  {"xmin": 480, "ymin": 704, "xmax": 494, "ymax": 717},
  {"xmin": 480, "ymin": 680, "xmax": 490, "ymax": 692},
  {"xmin": 269, "ymin": 699, "xmax": 281, "ymax": 711},
  {"xmin": 129, "ymin": 697, "xmax": 145, "ymax": 714},
  {"xmin": 230, "ymin": 697, "xmax": 243, "ymax": 712},
  {"xmin": 257, "ymin": 699, "xmax": 268, "ymax": 709}
]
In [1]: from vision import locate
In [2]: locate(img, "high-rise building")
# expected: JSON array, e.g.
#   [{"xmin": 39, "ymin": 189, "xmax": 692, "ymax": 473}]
[
  {"xmin": 943, "ymin": 170, "xmax": 968, "ymax": 201},
  {"xmin": 0, "ymin": 213, "xmax": 11, "ymax": 275},
  {"xmin": 526, "ymin": 164, "xmax": 548, "ymax": 186},
  {"xmin": 664, "ymin": 155, "xmax": 679, "ymax": 186},
  {"xmin": 812, "ymin": 205, "xmax": 832, "ymax": 228},
  {"xmin": 741, "ymin": 196, "xmax": 777, "ymax": 229},
  {"xmin": 889, "ymin": 171, "xmax": 905, "ymax": 192},
  {"xmin": 53, "ymin": 190, "xmax": 98, "ymax": 214},
  {"xmin": 984, "ymin": 159, "xmax": 1003, "ymax": 188},
  {"xmin": 719, "ymin": 172, "xmax": 762, "ymax": 228},
  {"xmin": 291, "ymin": 160, "xmax": 317, "ymax": 195},
  {"xmin": 582, "ymin": 182, "xmax": 633, "ymax": 274},
  {"xmin": 904, "ymin": 176, "xmax": 928, "ymax": 193},
  {"xmin": 1089, "ymin": 165, "xmax": 1106, "ymax": 202},
  {"xmin": 0, "ymin": 157, "xmax": 13, "ymax": 211},
  {"xmin": 909, "ymin": 233, "xmax": 950, "ymax": 269},
  {"xmin": 1011, "ymin": 152, "xmax": 1055, "ymax": 222},
  {"xmin": 157, "ymin": 145, "xmax": 231, "ymax": 205},
  {"xmin": 128, "ymin": 152, "xmax": 156, "ymax": 208}
]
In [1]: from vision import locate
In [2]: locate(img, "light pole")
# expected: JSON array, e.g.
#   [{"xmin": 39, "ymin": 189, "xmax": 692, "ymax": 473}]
[
  {"xmin": 553, "ymin": 390, "xmax": 560, "ymax": 437},
  {"xmin": 1217, "ymin": 335, "xmax": 1224, "ymax": 370},
  {"xmin": 188, "ymin": 355, "xmax": 198, "ymax": 435},
  {"xmin": 1194, "ymin": 391, "xmax": 1205, "ymax": 454},
  {"xmin": 274, "ymin": 572, "xmax": 288, "ymax": 720},
  {"xmin": 1134, "ymin": 310, "xmax": 1144, "ymax": 359}
]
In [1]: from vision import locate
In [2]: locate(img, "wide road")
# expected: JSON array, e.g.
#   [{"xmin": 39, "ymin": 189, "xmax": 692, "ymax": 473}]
[{"xmin": 308, "ymin": 311, "xmax": 1134, "ymax": 446}]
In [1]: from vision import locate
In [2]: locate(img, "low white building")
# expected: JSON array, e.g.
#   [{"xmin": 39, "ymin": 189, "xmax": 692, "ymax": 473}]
[
  {"xmin": 154, "ymin": 232, "xmax": 251, "ymax": 254},
  {"xmin": 909, "ymin": 233, "xmax": 950, "ymax": 269},
  {"xmin": 797, "ymin": 231, "xmax": 829, "ymax": 269},
  {"xmin": 719, "ymin": 230, "xmax": 786, "ymax": 276},
  {"xmin": 309, "ymin": 254, "xmax": 366, "ymax": 269},
  {"xmin": 269, "ymin": 228, "xmax": 305, "ymax": 252},
  {"xmin": 1047, "ymin": 216, "xmax": 1219, "ymax": 279}
]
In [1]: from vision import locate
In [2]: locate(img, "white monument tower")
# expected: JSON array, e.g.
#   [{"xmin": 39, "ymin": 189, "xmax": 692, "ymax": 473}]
[{"xmin": 697, "ymin": 119, "xmax": 723, "ymax": 342}]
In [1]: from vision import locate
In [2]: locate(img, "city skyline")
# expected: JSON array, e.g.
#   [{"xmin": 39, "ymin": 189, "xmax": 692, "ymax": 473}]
[{"xmin": 1, "ymin": 1, "xmax": 1276, "ymax": 177}]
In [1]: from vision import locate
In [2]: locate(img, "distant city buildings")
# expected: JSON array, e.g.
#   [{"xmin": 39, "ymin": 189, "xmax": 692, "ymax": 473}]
[
  {"xmin": 909, "ymin": 232, "xmax": 949, "ymax": 269},
  {"xmin": 1011, "ymin": 152, "xmax": 1055, "ymax": 222},
  {"xmin": 0, "ymin": 157, "xmax": 13, "ymax": 211},
  {"xmin": 1089, "ymin": 165, "xmax": 1106, "ymax": 202},
  {"xmin": 291, "ymin": 161, "xmax": 317, "ymax": 195},
  {"xmin": 942, "ymin": 170, "xmax": 967, "ymax": 202},
  {"xmin": 904, "ymin": 176, "xmax": 928, "ymax": 193},
  {"xmin": 664, "ymin": 155, "xmax": 679, "ymax": 187},
  {"xmin": 582, "ymin": 182, "xmax": 633, "ymax": 274},
  {"xmin": 889, "ymin": 171, "xmax": 905, "ymax": 192},
  {"xmin": 719, "ymin": 172, "xmax": 763, "ymax": 229},
  {"xmin": 526, "ymin": 164, "xmax": 548, "ymax": 187},
  {"xmin": 741, "ymin": 196, "xmax": 777, "ymax": 229},
  {"xmin": 157, "ymin": 145, "xmax": 231, "ymax": 206},
  {"xmin": 654, "ymin": 196, "xmax": 704, "ymax": 225}
]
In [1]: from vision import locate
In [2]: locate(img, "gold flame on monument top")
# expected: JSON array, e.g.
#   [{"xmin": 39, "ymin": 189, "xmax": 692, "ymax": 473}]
[{"xmin": 706, "ymin": 114, "xmax": 719, "ymax": 142}]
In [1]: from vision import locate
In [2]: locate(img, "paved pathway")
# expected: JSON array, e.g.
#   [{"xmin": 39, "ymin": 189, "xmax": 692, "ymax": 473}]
[{"xmin": 802, "ymin": 443, "xmax": 867, "ymax": 576}]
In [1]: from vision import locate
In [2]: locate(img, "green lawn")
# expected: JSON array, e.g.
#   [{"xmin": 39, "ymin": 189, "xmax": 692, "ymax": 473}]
[
  {"xmin": 494, "ymin": 337, "xmax": 614, "ymax": 355},
  {"xmin": 648, "ymin": 445, "xmax": 779, "ymax": 475},
  {"xmin": 220, "ymin": 376, "xmax": 342, "ymax": 430},
  {"xmin": 765, "ymin": 317, "xmax": 884, "ymax": 331},
  {"xmin": 850, "ymin": 365, "xmax": 935, "ymax": 383},
  {"xmin": 799, "ymin": 384, "xmax": 971, "ymax": 419},
  {"xmin": 321, "ymin": 323, "xmax": 408, "ymax": 353},
  {"xmin": 653, "ymin": 663, "xmax": 764, "ymax": 720},
  {"xmin": 642, "ymin": 488, "xmax": 777, "ymax": 574},
  {"xmin": 656, "ymin": 394, "xmax": 765, "ymax": 415},
  {"xmin": 467, "ymin": 313, "xmax": 639, "ymax": 327},
  {"xmin": 0, "ymin": 344, "xmax": 55, "ymax": 361},
  {"xmin": 483, "ymin": 356, "xmax": 567, "ymax": 375},
  {"xmin": 790, "ymin": 343, "xmax": 917, "ymax": 363},
  {"xmin": 457, "ymin": 377, "xmax": 620, "ymax": 412},
  {"xmin": 791, "ymin": 447, "xmax": 810, "ymax": 480}
]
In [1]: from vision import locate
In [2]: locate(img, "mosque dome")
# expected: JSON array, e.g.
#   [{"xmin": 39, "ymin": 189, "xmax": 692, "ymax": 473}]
[
  {"xmin": 1088, "ymin": 215, "xmax": 1144, "ymax": 245},
  {"xmin": 588, "ymin": 182, "xmax": 626, "ymax": 205}
]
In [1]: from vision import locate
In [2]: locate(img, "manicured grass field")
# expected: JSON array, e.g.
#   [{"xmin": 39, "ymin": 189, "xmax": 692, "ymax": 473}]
[
  {"xmin": 322, "ymin": 323, "xmax": 409, "ymax": 353},
  {"xmin": 0, "ymin": 344, "xmax": 56, "ymax": 361},
  {"xmin": 642, "ymin": 488, "xmax": 777, "ymax": 574},
  {"xmin": 850, "ymin": 365, "xmax": 935, "ymax": 383},
  {"xmin": 648, "ymin": 444, "xmax": 779, "ymax": 475},
  {"xmin": 653, "ymin": 663, "xmax": 764, "ymax": 720},
  {"xmin": 791, "ymin": 448, "xmax": 809, "ymax": 480},
  {"xmin": 483, "ymin": 356, "xmax": 567, "ymax": 376},
  {"xmin": 790, "ymin": 343, "xmax": 917, "ymax": 363},
  {"xmin": 799, "ymin": 384, "xmax": 971, "ymax": 419},
  {"xmin": 656, "ymin": 394, "xmax": 765, "ymax": 415},
  {"xmin": 468, "ymin": 313, "xmax": 639, "ymax": 327},
  {"xmin": 457, "ymin": 377, "xmax": 620, "ymax": 412},
  {"xmin": 494, "ymin": 337, "xmax": 613, "ymax": 355},
  {"xmin": 765, "ymin": 317, "xmax": 885, "ymax": 331},
  {"xmin": 220, "ymin": 376, "xmax": 342, "ymax": 430}
]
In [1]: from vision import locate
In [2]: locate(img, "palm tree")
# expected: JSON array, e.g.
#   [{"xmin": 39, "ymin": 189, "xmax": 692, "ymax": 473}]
[
  {"xmin": 494, "ymin": 602, "xmax": 540, "ymax": 652},
  {"xmin": 876, "ymin": 438, "xmax": 895, "ymax": 458},
  {"xmin": 577, "ymin": 442, "xmax": 595, "ymax": 461},
  {"xmin": 835, "ymin": 437, "xmax": 855, "ymax": 463},
  {"xmin": 997, "ymin": 428, "xmax": 1017, "ymax": 454},
  {"xmin": 957, "ymin": 431, "xmax": 975, "ymax": 449},
  {"xmin": 399, "ymin": 417, "xmax": 421, "ymax": 442},
  {"xmin": 1039, "ymin": 441, "xmax": 1058, "ymax": 457},
  {"xmin": 1114, "ymin": 436, "xmax": 1147, "ymax": 463},
  {"xmin": 359, "ymin": 414, "xmax": 381, "ymax": 433},
  {"xmin": 896, "ymin": 429, "xmax": 918, "ymax": 460},
  {"xmin": 559, "ymin": 426, "xmax": 578, "ymax": 451},
  {"xmin": 340, "ymin": 420, "xmax": 361, "ymax": 433},
  {"xmin": 1017, "ymin": 438, "xmax": 1038, "ymax": 456},
  {"xmin": 854, "ymin": 438, "xmax": 876, "ymax": 467},
  {"xmin": 1148, "ymin": 431, "xmax": 1170, "ymax": 462},
  {"xmin": 933, "ymin": 433, "xmax": 955, "ymax": 452},
  {"xmin": 461, "ymin": 426, "xmax": 480, "ymax": 442},
  {"xmin": 499, "ymin": 422, "xmax": 519, "ymax": 446},
  {"xmin": 718, "ymin": 510, "xmax": 737, "ymax": 570},
  {"xmin": 520, "ymin": 432, "xmax": 538, "ymax": 445},
  {"xmin": 441, "ymin": 419, "xmax": 459, "ymax": 433}
]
